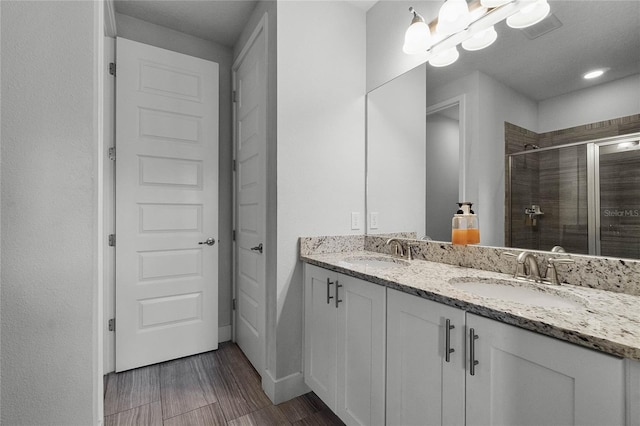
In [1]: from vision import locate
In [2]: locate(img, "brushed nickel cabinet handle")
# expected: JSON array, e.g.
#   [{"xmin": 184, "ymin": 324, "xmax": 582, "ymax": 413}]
[
  {"xmin": 326, "ymin": 278, "xmax": 334, "ymax": 304},
  {"xmin": 445, "ymin": 319, "xmax": 455, "ymax": 362},
  {"xmin": 470, "ymin": 328, "xmax": 479, "ymax": 376}
]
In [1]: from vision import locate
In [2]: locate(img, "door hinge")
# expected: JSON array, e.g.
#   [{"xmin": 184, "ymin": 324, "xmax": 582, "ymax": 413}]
[
  {"xmin": 232, "ymin": 230, "xmax": 236, "ymax": 241},
  {"xmin": 232, "ymin": 299, "xmax": 237, "ymax": 310},
  {"xmin": 108, "ymin": 234, "xmax": 116, "ymax": 247},
  {"xmin": 108, "ymin": 147, "xmax": 116, "ymax": 160},
  {"xmin": 232, "ymin": 90, "xmax": 237, "ymax": 103},
  {"xmin": 109, "ymin": 62, "xmax": 116, "ymax": 76},
  {"xmin": 108, "ymin": 318, "xmax": 115, "ymax": 332},
  {"xmin": 233, "ymin": 159, "xmax": 237, "ymax": 172}
]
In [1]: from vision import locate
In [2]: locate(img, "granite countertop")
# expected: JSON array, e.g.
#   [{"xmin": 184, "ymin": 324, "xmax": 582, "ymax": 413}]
[{"xmin": 301, "ymin": 250, "xmax": 640, "ymax": 361}]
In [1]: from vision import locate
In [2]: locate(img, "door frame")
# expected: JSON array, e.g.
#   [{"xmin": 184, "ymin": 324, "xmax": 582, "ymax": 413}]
[{"xmin": 231, "ymin": 12, "xmax": 268, "ymax": 374}]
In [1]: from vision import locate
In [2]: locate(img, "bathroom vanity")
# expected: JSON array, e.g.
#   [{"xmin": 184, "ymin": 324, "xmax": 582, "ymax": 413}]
[{"xmin": 300, "ymin": 236, "xmax": 640, "ymax": 426}]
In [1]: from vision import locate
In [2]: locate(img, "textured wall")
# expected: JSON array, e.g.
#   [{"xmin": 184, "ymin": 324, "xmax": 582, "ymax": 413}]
[
  {"xmin": 1, "ymin": 1, "xmax": 96, "ymax": 424},
  {"xmin": 538, "ymin": 74, "xmax": 640, "ymax": 133},
  {"xmin": 276, "ymin": 0, "xmax": 366, "ymax": 384}
]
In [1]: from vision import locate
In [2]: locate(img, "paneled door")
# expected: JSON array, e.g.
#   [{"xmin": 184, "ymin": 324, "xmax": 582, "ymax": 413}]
[
  {"xmin": 115, "ymin": 38, "xmax": 219, "ymax": 372},
  {"xmin": 233, "ymin": 23, "xmax": 266, "ymax": 374}
]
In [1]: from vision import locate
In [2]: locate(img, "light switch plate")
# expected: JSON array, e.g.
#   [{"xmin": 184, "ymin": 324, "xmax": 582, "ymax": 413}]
[
  {"xmin": 370, "ymin": 212, "xmax": 379, "ymax": 229},
  {"xmin": 351, "ymin": 212, "xmax": 361, "ymax": 230}
]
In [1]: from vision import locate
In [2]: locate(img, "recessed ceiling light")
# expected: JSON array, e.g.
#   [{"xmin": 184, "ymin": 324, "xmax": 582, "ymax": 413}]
[{"xmin": 583, "ymin": 69, "xmax": 606, "ymax": 80}]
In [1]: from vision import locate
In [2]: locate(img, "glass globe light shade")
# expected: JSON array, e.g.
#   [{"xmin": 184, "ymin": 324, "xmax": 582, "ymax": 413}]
[
  {"xmin": 462, "ymin": 26, "xmax": 498, "ymax": 51},
  {"xmin": 506, "ymin": 0, "xmax": 550, "ymax": 29},
  {"xmin": 436, "ymin": 0, "xmax": 472, "ymax": 36},
  {"xmin": 480, "ymin": 0, "xmax": 512, "ymax": 7},
  {"xmin": 403, "ymin": 19, "xmax": 432, "ymax": 54},
  {"xmin": 429, "ymin": 47, "xmax": 460, "ymax": 67}
]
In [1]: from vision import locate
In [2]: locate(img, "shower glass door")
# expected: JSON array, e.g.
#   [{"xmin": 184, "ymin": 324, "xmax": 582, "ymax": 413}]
[
  {"xmin": 508, "ymin": 145, "xmax": 589, "ymax": 254},
  {"xmin": 508, "ymin": 133, "xmax": 640, "ymax": 260},
  {"xmin": 596, "ymin": 140, "xmax": 640, "ymax": 259}
]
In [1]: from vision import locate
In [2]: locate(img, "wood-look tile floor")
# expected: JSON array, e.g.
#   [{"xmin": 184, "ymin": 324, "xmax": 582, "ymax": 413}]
[{"xmin": 104, "ymin": 342, "xmax": 345, "ymax": 426}]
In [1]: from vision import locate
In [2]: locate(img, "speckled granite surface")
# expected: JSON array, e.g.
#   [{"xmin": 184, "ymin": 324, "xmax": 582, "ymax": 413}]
[
  {"xmin": 300, "ymin": 247, "xmax": 640, "ymax": 360},
  {"xmin": 364, "ymin": 235, "xmax": 640, "ymax": 296}
]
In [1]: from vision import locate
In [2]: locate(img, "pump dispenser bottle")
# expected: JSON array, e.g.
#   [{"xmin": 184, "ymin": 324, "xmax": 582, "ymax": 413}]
[
  {"xmin": 451, "ymin": 203, "xmax": 467, "ymax": 245},
  {"xmin": 466, "ymin": 203, "xmax": 480, "ymax": 244},
  {"xmin": 451, "ymin": 202, "xmax": 480, "ymax": 245}
]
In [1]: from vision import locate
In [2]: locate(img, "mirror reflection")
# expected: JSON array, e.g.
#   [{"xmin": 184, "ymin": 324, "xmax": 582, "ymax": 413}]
[{"xmin": 366, "ymin": 0, "xmax": 640, "ymax": 258}]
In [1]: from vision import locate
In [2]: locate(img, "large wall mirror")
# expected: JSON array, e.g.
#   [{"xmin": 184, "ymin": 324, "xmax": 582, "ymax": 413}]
[{"xmin": 366, "ymin": 0, "xmax": 640, "ymax": 258}]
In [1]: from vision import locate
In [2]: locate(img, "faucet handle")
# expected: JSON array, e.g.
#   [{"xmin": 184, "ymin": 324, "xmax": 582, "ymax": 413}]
[
  {"xmin": 548, "ymin": 257, "xmax": 574, "ymax": 265},
  {"xmin": 406, "ymin": 242, "xmax": 419, "ymax": 261},
  {"xmin": 545, "ymin": 257, "xmax": 574, "ymax": 285},
  {"xmin": 502, "ymin": 251, "xmax": 523, "ymax": 278}
]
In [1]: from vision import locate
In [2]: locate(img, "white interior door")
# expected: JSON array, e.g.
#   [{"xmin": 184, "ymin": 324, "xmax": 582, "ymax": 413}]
[
  {"xmin": 115, "ymin": 37, "xmax": 219, "ymax": 372},
  {"xmin": 234, "ymin": 25, "xmax": 266, "ymax": 374}
]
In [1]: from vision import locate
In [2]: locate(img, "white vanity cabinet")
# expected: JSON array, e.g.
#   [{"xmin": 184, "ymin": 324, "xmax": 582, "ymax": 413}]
[
  {"xmin": 306, "ymin": 264, "xmax": 628, "ymax": 426},
  {"xmin": 386, "ymin": 289, "xmax": 626, "ymax": 426},
  {"xmin": 303, "ymin": 264, "xmax": 386, "ymax": 426},
  {"xmin": 466, "ymin": 313, "xmax": 625, "ymax": 426},
  {"xmin": 386, "ymin": 288, "xmax": 466, "ymax": 426}
]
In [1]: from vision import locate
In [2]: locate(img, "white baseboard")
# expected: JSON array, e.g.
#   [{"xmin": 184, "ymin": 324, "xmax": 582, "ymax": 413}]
[
  {"xmin": 218, "ymin": 325, "xmax": 232, "ymax": 343},
  {"xmin": 262, "ymin": 369, "xmax": 309, "ymax": 405}
]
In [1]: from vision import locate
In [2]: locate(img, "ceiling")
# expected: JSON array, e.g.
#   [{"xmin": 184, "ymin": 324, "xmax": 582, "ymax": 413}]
[
  {"xmin": 425, "ymin": 0, "xmax": 640, "ymax": 101},
  {"xmin": 114, "ymin": 0, "xmax": 377, "ymax": 48},
  {"xmin": 114, "ymin": 0, "xmax": 260, "ymax": 47},
  {"xmin": 113, "ymin": 1, "xmax": 639, "ymax": 101}
]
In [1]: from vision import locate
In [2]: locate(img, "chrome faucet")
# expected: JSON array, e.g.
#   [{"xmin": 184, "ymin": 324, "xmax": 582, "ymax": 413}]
[
  {"xmin": 503, "ymin": 251, "xmax": 542, "ymax": 282},
  {"xmin": 504, "ymin": 250, "xmax": 575, "ymax": 285},
  {"xmin": 516, "ymin": 251, "xmax": 542, "ymax": 282},
  {"xmin": 386, "ymin": 238, "xmax": 405, "ymax": 258}
]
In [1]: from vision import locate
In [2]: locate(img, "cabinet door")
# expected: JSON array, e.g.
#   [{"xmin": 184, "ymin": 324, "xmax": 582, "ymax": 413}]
[
  {"xmin": 386, "ymin": 289, "xmax": 466, "ymax": 426},
  {"xmin": 466, "ymin": 313, "xmax": 625, "ymax": 426},
  {"xmin": 336, "ymin": 274, "xmax": 386, "ymax": 426},
  {"xmin": 304, "ymin": 264, "xmax": 338, "ymax": 410}
]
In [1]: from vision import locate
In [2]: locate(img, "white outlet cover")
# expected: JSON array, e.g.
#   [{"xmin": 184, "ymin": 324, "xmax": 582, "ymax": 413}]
[
  {"xmin": 370, "ymin": 212, "xmax": 379, "ymax": 229},
  {"xmin": 351, "ymin": 212, "xmax": 361, "ymax": 230}
]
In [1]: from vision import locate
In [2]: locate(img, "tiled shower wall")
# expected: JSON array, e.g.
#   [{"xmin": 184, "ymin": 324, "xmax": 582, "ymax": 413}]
[{"xmin": 505, "ymin": 114, "xmax": 640, "ymax": 253}]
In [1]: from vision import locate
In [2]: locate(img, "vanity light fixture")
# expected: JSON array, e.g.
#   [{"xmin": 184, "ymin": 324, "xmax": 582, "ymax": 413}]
[
  {"xmin": 430, "ymin": 46, "xmax": 461, "ymax": 67},
  {"xmin": 461, "ymin": 25, "xmax": 498, "ymax": 50},
  {"xmin": 437, "ymin": 0, "xmax": 472, "ymax": 35},
  {"xmin": 404, "ymin": 0, "xmax": 552, "ymax": 67},
  {"xmin": 506, "ymin": 0, "xmax": 551, "ymax": 28},
  {"xmin": 403, "ymin": 7, "xmax": 432, "ymax": 54},
  {"xmin": 583, "ymin": 69, "xmax": 606, "ymax": 80}
]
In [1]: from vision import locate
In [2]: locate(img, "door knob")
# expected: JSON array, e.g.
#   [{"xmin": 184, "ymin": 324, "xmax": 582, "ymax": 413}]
[
  {"xmin": 251, "ymin": 243, "xmax": 263, "ymax": 254},
  {"xmin": 198, "ymin": 237, "xmax": 216, "ymax": 246}
]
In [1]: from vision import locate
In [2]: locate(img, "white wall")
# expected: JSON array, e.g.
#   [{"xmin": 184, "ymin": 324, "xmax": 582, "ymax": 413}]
[
  {"xmin": 477, "ymin": 72, "xmax": 538, "ymax": 246},
  {"xmin": 367, "ymin": 64, "xmax": 426, "ymax": 236},
  {"xmin": 115, "ymin": 13, "xmax": 235, "ymax": 339},
  {"xmin": 366, "ymin": 0, "xmax": 440, "ymax": 92},
  {"xmin": 1, "ymin": 2, "xmax": 98, "ymax": 424},
  {"xmin": 275, "ymin": 0, "xmax": 366, "ymax": 396},
  {"xmin": 538, "ymin": 74, "xmax": 640, "ymax": 133},
  {"xmin": 425, "ymin": 111, "xmax": 459, "ymax": 241},
  {"xmin": 426, "ymin": 71, "xmax": 480, "ymax": 223}
]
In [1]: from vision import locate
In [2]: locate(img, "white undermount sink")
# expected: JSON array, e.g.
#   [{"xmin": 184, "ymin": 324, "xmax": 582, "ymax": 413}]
[
  {"xmin": 342, "ymin": 256, "xmax": 409, "ymax": 269},
  {"xmin": 451, "ymin": 278, "xmax": 585, "ymax": 310}
]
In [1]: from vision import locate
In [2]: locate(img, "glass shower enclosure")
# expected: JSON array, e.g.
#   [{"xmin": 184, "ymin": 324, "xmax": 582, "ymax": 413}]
[{"xmin": 507, "ymin": 133, "xmax": 640, "ymax": 260}]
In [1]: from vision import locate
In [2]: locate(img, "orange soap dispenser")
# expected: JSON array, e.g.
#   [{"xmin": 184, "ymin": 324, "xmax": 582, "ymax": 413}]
[
  {"xmin": 466, "ymin": 202, "xmax": 480, "ymax": 244},
  {"xmin": 451, "ymin": 203, "xmax": 467, "ymax": 245}
]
